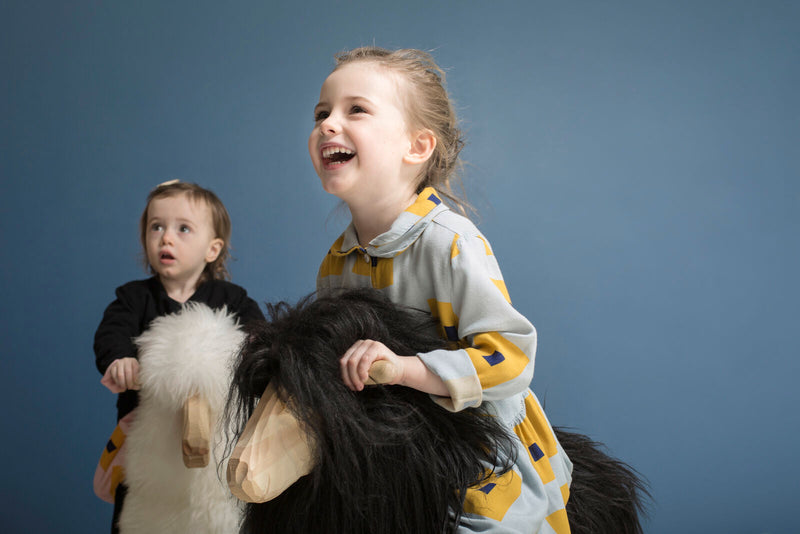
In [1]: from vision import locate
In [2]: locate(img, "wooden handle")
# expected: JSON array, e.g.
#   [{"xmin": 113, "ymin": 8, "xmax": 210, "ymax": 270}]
[
  {"xmin": 365, "ymin": 360, "xmax": 399, "ymax": 385},
  {"xmin": 227, "ymin": 381, "xmax": 316, "ymax": 503},
  {"xmin": 182, "ymin": 394, "xmax": 211, "ymax": 468}
]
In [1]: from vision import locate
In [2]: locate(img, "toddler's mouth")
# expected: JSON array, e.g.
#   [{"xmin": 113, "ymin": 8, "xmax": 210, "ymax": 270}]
[
  {"xmin": 322, "ymin": 146, "xmax": 355, "ymax": 166},
  {"xmin": 160, "ymin": 252, "xmax": 175, "ymax": 260}
]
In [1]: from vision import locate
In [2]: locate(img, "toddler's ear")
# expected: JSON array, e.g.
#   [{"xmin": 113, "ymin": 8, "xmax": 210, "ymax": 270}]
[
  {"xmin": 206, "ymin": 238, "xmax": 224, "ymax": 263},
  {"xmin": 404, "ymin": 129, "xmax": 436, "ymax": 165}
]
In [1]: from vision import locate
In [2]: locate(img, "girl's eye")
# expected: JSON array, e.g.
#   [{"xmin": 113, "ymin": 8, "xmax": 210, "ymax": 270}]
[
  {"xmin": 350, "ymin": 105, "xmax": 366, "ymax": 114},
  {"xmin": 150, "ymin": 223, "xmax": 163, "ymax": 232},
  {"xmin": 179, "ymin": 225, "xmax": 191, "ymax": 233},
  {"xmin": 314, "ymin": 110, "xmax": 329, "ymax": 122}
]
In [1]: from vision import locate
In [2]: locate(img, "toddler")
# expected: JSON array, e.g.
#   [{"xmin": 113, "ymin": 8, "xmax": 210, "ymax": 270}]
[{"xmin": 93, "ymin": 181, "xmax": 263, "ymax": 533}]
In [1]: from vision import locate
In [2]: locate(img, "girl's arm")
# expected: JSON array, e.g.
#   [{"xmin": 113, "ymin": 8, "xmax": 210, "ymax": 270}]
[
  {"xmin": 417, "ymin": 231, "xmax": 537, "ymax": 411},
  {"xmin": 340, "ymin": 339, "xmax": 448, "ymax": 396}
]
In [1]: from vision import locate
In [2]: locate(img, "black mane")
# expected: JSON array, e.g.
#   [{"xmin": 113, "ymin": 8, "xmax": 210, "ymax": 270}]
[{"xmin": 228, "ymin": 289, "xmax": 518, "ymax": 534}]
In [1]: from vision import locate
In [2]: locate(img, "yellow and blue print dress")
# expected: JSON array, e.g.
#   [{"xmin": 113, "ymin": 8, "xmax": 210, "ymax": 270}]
[{"xmin": 317, "ymin": 188, "xmax": 572, "ymax": 533}]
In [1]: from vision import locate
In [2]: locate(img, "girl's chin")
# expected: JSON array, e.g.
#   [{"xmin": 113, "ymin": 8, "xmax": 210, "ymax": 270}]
[{"xmin": 319, "ymin": 177, "xmax": 353, "ymax": 198}]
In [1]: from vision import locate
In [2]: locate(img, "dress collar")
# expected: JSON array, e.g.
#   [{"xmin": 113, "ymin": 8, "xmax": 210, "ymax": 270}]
[{"xmin": 329, "ymin": 187, "xmax": 448, "ymax": 258}]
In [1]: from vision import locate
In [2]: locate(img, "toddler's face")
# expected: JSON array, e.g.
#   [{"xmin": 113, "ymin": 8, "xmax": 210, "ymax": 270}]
[
  {"xmin": 308, "ymin": 62, "xmax": 418, "ymax": 208},
  {"xmin": 144, "ymin": 194, "xmax": 221, "ymax": 285}
]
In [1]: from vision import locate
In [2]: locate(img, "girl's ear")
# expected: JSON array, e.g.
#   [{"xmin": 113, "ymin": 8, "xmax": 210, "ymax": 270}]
[
  {"xmin": 403, "ymin": 129, "xmax": 437, "ymax": 165},
  {"xmin": 206, "ymin": 238, "xmax": 224, "ymax": 263}
]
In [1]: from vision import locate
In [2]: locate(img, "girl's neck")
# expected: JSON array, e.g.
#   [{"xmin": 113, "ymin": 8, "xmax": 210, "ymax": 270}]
[
  {"xmin": 349, "ymin": 190, "xmax": 418, "ymax": 247},
  {"xmin": 160, "ymin": 275, "xmax": 202, "ymax": 304}
]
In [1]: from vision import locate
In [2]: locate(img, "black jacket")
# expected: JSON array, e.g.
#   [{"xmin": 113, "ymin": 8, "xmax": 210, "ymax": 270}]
[{"xmin": 94, "ymin": 276, "xmax": 264, "ymax": 419}]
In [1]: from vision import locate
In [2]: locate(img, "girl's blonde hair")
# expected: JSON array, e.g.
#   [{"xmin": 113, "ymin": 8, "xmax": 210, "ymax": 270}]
[
  {"xmin": 139, "ymin": 182, "xmax": 232, "ymax": 282},
  {"xmin": 333, "ymin": 47, "xmax": 470, "ymax": 215}
]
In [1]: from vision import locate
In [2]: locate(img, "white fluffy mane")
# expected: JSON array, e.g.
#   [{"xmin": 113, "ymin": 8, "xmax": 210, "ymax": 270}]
[{"xmin": 119, "ymin": 303, "xmax": 245, "ymax": 534}]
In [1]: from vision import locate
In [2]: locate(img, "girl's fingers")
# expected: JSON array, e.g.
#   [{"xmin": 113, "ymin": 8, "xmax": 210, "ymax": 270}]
[
  {"xmin": 351, "ymin": 341, "xmax": 372, "ymax": 390},
  {"xmin": 341, "ymin": 340, "xmax": 370, "ymax": 391},
  {"xmin": 340, "ymin": 340, "xmax": 397, "ymax": 391},
  {"xmin": 339, "ymin": 343, "xmax": 357, "ymax": 390}
]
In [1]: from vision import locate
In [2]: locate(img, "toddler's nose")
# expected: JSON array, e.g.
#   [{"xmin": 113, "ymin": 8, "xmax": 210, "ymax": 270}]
[{"xmin": 160, "ymin": 229, "xmax": 175, "ymax": 244}]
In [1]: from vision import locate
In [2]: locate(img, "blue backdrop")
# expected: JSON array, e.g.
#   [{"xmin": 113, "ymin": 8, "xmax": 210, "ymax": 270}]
[{"xmin": 2, "ymin": 1, "xmax": 798, "ymax": 532}]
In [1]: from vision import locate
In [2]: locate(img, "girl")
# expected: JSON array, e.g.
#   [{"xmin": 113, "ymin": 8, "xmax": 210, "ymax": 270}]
[
  {"xmin": 93, "ymin": 181, "xmax": 264, "ymax": 533},
  {"xmin": 310, "ymin": 47, "xmax": 573, "ymax": 533}
]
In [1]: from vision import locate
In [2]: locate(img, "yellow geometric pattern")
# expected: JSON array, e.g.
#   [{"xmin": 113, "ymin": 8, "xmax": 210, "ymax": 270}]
[
  {"xmin": 513, "ymin": 393, "xmax": 560, "ymax": 485},
  {"xmin": 351, "ymin": 256, "xmax": 371, "ymax": 277},
  {"xmin": 492, "ymin": 278, "xmax": 512, "ymax": 303},
  {"xmin": 406, "ymin": 191, "xmax": 443, "ymax": 216},
  {"xmin": 350, "ymin": 255, "xmax": 394, "ymax": 289},
  {"xmin": 560, "ymin": 483, "xmax": 570, "ymax": 506},
  {"xmin": 318, "ymin": 253, "xmax": 346, "ymax": 278},
  {"xmin": 97, "ymin": 423, "xmax": 127, "ymax": 499},
  {"xmin": 450, "ymin": 235, "xmax": 509, "ymax": 303},
  {"xmin": 545, "ymin": 508, "xmax": 571, "ymax": 534},
  {"xmin": 450, "ymin": 234, "xmax": 460, "ymax": 259},
  {"xmin": 463, "ymin": 468, "xmax": 522, "ymax": 522},
  {"xmin": 466, "ymin": 332, "xmax": 529, "ymax": 389},
  {"xmin": 476, "ymin": 235, "xmax": 493, "ymax": 255},
  {"xmin": 372, "ymin": 257, "xmax": 393, "ymax": 289},
  {"xmin": 426, "ymin": 299, "xmax": 463, "ymax": 348},
  {"xmin": 99, "ymin": 424, "xmax": 126, "ymax": 470}
]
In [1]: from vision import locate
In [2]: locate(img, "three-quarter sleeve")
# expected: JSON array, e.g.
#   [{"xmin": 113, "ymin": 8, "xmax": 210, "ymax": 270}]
[{"xmin": 417, "ymin": 232, "xmax": 536, "ymax": 412}]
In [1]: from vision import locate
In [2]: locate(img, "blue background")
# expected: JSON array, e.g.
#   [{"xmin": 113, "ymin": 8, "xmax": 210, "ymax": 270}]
[{"xmin": 2, "ymin": 1, "xmax": 798, "ymax": 532}]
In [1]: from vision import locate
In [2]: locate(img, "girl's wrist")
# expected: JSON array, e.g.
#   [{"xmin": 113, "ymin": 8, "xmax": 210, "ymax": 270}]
[{"xmin": 398, "ymin": 356, "xmax": 449, "ymax": 397}]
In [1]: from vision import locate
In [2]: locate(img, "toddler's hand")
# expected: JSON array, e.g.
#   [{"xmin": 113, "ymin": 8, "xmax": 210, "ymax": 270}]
[
  {"xmin": 340, "ymin": 339, "xmax": 404, "ymax": 392},
  {"xmin": 101, "ymin": 357, "xmax": 141, "ymax": 393}
]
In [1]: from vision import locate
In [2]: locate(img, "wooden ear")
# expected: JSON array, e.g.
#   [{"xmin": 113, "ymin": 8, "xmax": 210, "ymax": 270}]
[
  {"xmin": 182, "ymin": 394, "xmax": 212, "ymax": 468},
  {"xmin": 403, "ymin": 128, "xmax": 437, "ymax": 165},
  {"xmin": 227, "ymin": 381, "xmax": 316, "ymax": 503}
]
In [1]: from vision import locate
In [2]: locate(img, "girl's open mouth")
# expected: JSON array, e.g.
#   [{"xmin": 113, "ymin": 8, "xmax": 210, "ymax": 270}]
[{"xmin": 322, "ymin": 146, "xmax": 355, "ymax": 167}]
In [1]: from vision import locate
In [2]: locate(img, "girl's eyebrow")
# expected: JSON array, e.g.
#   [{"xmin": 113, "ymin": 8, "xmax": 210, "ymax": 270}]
[{"xmin": 314, "ymin": 95, "xmax": 374, "ymax": 111}]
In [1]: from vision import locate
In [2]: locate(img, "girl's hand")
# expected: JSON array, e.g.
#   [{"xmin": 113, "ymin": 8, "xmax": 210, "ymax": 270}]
[
  {"xmin": 101, "ymin": 357, "xmax": 141, "ymax": 393},
  {"xmin": 340, "ymin": 340, "xmax": 403, "ymax": 392},
  {"xmin": 339, "ymin": 340, "xmax": 450, "ymax": 397}
]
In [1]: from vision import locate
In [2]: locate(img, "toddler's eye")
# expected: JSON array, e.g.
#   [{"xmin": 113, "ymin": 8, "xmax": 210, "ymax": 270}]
[
  {"xmin": 179, "ymin": 225, "xmax": 191, "ymax": 233},
  {"xmin": 150, "ymin": 223, "xmax": 163, "ymax": 232},
  {"xmin": 314, "ymin": 110, "xmax": 330, "ymax": 122},
  {"xmin": 350, "ymin": 105, "xmax": 366, "ymax": 114}
]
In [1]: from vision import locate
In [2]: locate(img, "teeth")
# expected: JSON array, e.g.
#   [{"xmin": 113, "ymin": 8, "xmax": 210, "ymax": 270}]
[{"xmin": 322, "ymin": 146, "xmax": 354, "ymax": 158}]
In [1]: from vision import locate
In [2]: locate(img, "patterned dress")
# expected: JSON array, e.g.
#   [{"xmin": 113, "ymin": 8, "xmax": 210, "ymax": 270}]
[{"xmin": 317, "ymin": 188, "xmax": 572, "ymax": 533}]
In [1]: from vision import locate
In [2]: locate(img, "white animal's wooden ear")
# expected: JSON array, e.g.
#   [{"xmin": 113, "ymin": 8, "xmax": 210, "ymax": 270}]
[
  {"xmin": 182, "ymin": 394, "xmax": 212, "ymax": 468},
  {"xmin": 227, "ymin": 381, "xmax": 316, "ymax": 503}
]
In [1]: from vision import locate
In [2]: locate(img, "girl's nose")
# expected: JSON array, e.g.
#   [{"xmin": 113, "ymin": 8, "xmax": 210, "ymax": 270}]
[{"xmin": 319, "ymin": 115, "xmax": 339, "ymax": 136}]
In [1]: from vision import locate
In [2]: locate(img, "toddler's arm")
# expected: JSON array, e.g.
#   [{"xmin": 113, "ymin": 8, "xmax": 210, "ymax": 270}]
[
  {"xmin": 100, "ymin": 357, "xmax": 141, "ymax": 393},
  {"xmin": 94, "ymin": 284, "xmax": 144, "ymax": 382}
]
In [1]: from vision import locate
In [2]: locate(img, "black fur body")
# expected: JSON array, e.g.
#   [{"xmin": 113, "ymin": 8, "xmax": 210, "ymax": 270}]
[{"xmin": 228, "ymin": 289, "xmax": 648, "ymax": 533}]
